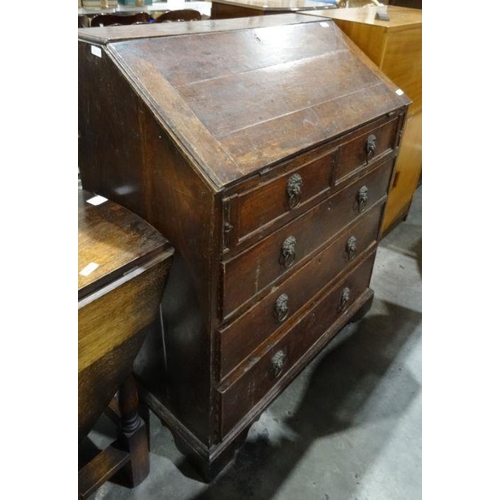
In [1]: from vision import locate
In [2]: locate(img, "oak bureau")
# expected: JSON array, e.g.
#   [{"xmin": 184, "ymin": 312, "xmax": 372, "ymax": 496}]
[{"xmin": 78, "ymin": 14, "xmax": 411, "ymax": 479}]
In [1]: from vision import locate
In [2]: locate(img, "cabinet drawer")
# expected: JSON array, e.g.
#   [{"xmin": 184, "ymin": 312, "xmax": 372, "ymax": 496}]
[
  {"xmin": 234, "ymin": 149, "xmax": 336, "ymax": 242},
  {"xmin": 217, "ymin": 251, "xmax": 377, "ymax": 438},
  {"xmin": 221, "ymin": 159, "xmax": 393, "ymax": 319},
  {"xmin": 218, "ymin": 202, "xmax": 383, "ymax": 380},
  {"xmin": 334, "ymin": 114, "xmax": 400, "ymax": 185}
]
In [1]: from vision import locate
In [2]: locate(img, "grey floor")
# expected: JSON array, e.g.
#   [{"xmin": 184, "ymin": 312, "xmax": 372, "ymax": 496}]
[{"xmin": 91, "ymin": 186, "xmax": 422, "ymax": 500}]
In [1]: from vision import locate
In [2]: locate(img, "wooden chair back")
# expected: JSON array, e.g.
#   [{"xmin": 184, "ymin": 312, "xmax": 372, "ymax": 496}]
[
  {"xmin": 90, "ymin": 12, "xmax": 151, "ymax": 27},
  {"xmin": 154, "ymin": 9, "xmax": 202, "ymax": 22}
]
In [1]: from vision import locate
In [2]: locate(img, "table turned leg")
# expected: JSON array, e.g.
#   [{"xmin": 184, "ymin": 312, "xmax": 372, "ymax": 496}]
[{"xmin": 117, "ymin": 375, "xmax": 150, "ymax": 487}]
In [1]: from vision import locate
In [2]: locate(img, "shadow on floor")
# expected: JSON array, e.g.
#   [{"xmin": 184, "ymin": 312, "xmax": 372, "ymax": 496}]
[{"xmin": 170, "ymin": 299, "xmax": 422, "ymax": 500}]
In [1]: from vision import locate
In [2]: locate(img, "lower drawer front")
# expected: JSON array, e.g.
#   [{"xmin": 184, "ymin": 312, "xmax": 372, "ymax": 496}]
[
  {"xmin": 218, "ymin": 202, "xmax": 383, "ymax": 380},
  {"xmin": 217, "ymin": 250, "xmax": 376, "ymax": 438},
  {"xmin": 222, "ymin": 159, "xmax": 393, "ymax": 319}
]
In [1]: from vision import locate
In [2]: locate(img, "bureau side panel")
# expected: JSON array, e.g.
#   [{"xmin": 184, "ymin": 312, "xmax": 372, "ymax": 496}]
[{"xmin": 78, "ymin": 41, "xmax": 221, "ymax": 444}]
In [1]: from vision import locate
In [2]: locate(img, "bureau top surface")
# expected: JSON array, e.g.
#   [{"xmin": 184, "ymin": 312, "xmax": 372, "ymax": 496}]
[
  {"xmin": 310, "ymin": 5, "xmax": 422, "ymax": 31},
  {"xmin": 78, "ymin": 189, "xmax": 171, "ymax": 300},
  {"xmin": 79, "ymin": 15, "xmax": 409, "ymax": 190}
]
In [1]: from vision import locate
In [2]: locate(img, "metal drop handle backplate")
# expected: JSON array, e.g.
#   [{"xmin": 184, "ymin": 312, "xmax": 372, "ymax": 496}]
[
  {"xmin": 339, "ymin": 287, "xmax": 351, "ymax": 311},
  {"xmin": 271, "ymin": 350, "xmax": 287, "ymax": 379},
  {"xmin": 274, "ymin": 293, "xmax": 289, "ymax": 323},
  {"xmin": 346, "ymin": 236, "xmax": 357, "ymax": 261},
  {"xmin": 357, "ymin": 185, "xmax": 369, "ymax": 213},
  {"xmin": 286, "ymin": 173, "xmax": 303, "ymax": 209},
  {"xmin": 366, "ymin": 134, "xmax": 377, "ymax": 162},
  {"xmin": 280, "ymin": 236, "xmax": 297, "ymax": 268}
]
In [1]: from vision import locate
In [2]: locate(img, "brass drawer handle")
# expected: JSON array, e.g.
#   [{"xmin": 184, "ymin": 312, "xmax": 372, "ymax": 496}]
[
  {"xmin": 271, "ymin": 349, "xmax": 287, "ymax": 379},
  {"xmin": 366, "ymin": 134, "xmax": 377, "ymax": 162},
  {"xmin": 357, "ymin": 185, "xmax": 369, "ymax": 213},
  {"xmin": 274, "ymin": 293, "xmax": 289, "ymax": 323},
  {"xmin": 280, "ymin": 236, "xmax": 297, "ymax": 269},
  {"xmin": 346, "ymin": 236, "xmax": 357, "ymax": 261},
  {"xmin": 339, "ymin": 287, "xmax": 350, "ymax": 312},
  {"xmin": 287, "ymin": 173, "xmax": 303, "ymax": 209}
]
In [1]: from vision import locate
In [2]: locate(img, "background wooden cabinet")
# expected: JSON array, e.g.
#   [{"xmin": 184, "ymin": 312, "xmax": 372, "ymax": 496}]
[{"xmin": 387, "ymin": 0, "xmax": 421, "ymax": 8}]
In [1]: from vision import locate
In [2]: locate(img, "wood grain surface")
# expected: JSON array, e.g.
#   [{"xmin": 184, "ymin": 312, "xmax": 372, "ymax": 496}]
[
  {"xmin": 87, "ymin": 18, "xmax": 409, "ymax": 189},
  {"xmin": 78, "ymin": 189, "xmax": 169, "ymax": 299}
]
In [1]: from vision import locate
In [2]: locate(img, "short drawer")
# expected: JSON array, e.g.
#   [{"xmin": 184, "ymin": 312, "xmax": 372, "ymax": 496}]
[
  {"xmin": 334, "ymin": 114, "xmax": 400, "ymax": 185},
  {"xmin": 221, "ymin": 158, "xmax": 393, "ymax": 319},
  {"xmin": 218, "ymin": 202, "xmax": 383, "ymax": 380},
  {"xmin": 217, "ymin": 250, "xmax": 377, "ymax": 438},
  {"xmin": 233, "ymin": 149, "xmax": 336, "ymax": 242}
]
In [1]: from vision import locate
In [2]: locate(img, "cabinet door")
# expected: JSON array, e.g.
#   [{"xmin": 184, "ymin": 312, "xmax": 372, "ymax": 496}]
[{"xmin": 382, "ymin": 112, "xmax": 422, "ymax": 234}]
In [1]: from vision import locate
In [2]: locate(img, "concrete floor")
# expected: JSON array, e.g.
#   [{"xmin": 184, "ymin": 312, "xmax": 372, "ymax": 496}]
[{"xmin": 90, "ymin": 186, "xmax": 422, "ymax": 500}]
